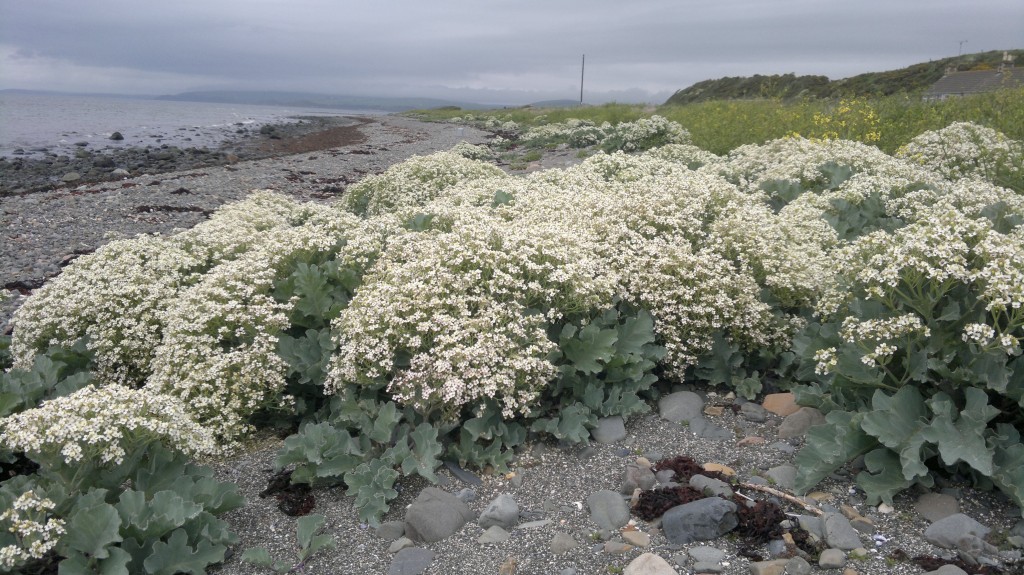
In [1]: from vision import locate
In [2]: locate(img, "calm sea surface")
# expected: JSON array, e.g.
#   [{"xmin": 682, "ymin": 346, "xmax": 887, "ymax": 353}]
[{"xmin": 0, "ymin": 92, "xmax": 370, "ymax": 158}]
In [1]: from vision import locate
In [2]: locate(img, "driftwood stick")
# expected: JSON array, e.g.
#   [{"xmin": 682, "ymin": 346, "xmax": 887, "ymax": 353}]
[{"xmin": 737, "ymin": 481, "xmax": 823, "ymax": 516}]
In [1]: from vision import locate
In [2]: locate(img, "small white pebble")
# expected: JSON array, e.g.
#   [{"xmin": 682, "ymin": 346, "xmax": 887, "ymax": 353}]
[{"xmin": 877, "ymin": 503, "xmax": 894, "ymax": 513}]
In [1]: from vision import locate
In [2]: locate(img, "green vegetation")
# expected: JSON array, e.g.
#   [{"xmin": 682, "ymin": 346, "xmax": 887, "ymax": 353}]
[
  {"xmin": 665, "ymin": 50, "xmax": 1024, "ymax": 104},
  {"xmin": 406, "ymin": 87, "xmax": 1024, "ymax": 157}
]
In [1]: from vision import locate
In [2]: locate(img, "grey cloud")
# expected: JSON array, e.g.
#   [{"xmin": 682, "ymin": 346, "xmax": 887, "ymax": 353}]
[{"xmin": 1, "ymin": 0, "xmax": 1021, "ymax": 104}]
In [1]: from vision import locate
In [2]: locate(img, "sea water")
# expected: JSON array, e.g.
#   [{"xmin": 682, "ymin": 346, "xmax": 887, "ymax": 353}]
[{"xmin": 0, "ymin": 92, "xmax": 368, "ymax": 158}]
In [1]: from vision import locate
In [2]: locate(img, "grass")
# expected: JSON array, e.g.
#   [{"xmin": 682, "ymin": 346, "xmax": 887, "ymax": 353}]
[{"xmin": 404, "ymin": 88, "xmax": 1024, "ymax": 156}]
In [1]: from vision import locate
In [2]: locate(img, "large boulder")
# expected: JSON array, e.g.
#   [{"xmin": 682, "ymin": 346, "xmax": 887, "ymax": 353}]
[{"xmin": 403, "ymin": 487, "xmax": 475, "ymax": 543}]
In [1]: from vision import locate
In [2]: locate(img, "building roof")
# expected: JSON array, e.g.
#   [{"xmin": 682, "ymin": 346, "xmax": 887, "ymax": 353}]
[{"xmin": 924, "ymin": 68, "xmax": 1023, "ymax": 98}]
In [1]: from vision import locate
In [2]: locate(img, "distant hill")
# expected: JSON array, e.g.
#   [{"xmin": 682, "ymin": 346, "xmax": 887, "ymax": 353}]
[
  {"xmin": 665, "ymin": 49, "xmax": 1024, "ymax": 105},
  {"xmin": 155, "ymin": 91, "xmax": 494, "ymax": 112}
]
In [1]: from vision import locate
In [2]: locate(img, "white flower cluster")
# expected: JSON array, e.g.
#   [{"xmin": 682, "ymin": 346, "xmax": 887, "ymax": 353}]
[
  {"xmin": 0, "ymin": 491, "xmax": 66, "ymax": 570},
  {"xmin": 516, "ymin": 116, "xmax": 691, "ymax": 152},
  {"xmin": 448, "ymin": 140, "xmax": 494, "ymax": 161},
  {"xmin": 10, "ymin": 235, "xmax": 204, "ymax": 385},
  {"xmin": 148, "ymin": 205, "xmax": 370, "ymax": 443},
  {"xmin": 898, "ymin": 122, "xmax": 1023, "ymax": 184},
  {"xmin": 341, "ymin": 151, "xmax": 507, "ymax": 216},
  {"xmin": 0, "ymin": 384, "xmax": 215, "ymax": 465}
]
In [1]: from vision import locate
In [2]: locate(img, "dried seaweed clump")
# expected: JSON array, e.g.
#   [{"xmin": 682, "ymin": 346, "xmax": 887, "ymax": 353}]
[
  {"xmin": 634, "ymin": 485, "xmax": 704, "ymax": 521},
  {"xmin": 733, "ymin": 497, "xmax": 785, "ymax": 544},
  {"xmin": 652, "ymin": 454, "xmax": 731, "ymax": 483}
]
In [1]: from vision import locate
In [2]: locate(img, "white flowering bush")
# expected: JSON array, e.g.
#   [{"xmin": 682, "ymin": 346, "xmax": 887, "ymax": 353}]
[
  {"xmin": 328, "ymin": 207, "xmax": 617, "ymax": 420},
  {"xmin": 793, "ymin": 207, "xmax": 1024, "ymax": 507},
  {"xmin": 898, "ymin": 122, "xmax": 1024, "ymax": 190},
  {"xmin": 0, "ymin": 489, "xmax": 65, "ymax": 572},
  {"xmin": 341, "ymin": 151, "xmax": 507, "ymax": 216},
  {"xmin": 448, "ymin": 140, "xmax": 494, "ymax": 161},
  {"xmin": 9, "ymin": 236, "xmax": 203, "ymax": 386},
  {"xmin": 1, "ymin": 384, "xmax": 215, "ymax": 471},
  {"xmin": 516, "ymin": 116, "xmax": 690, "ymax": 154},
  {"xmin": 148, "ymin": 205, "xmax": 376, "ymax": 444}
]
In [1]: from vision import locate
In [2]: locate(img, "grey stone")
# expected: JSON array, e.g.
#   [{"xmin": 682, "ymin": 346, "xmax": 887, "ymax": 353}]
[
  {"xmin": 767, "ymin": 538, "xmax": 788, "ymax": 557},
  {"xmin": 796, "ymin": 515, "xmax": 823, "ymax": 540},
  {"xmin": 622, "ymin": 463, "xmax": 658, "ymax": 494},
  {"xmin": 109, "ymin": 131, "xmax": 124, "ymax": 140},
  {"xmin": 592, "ymin": 415, "xmax": 627, "ymax": 443},
  {"xmin": 765, "ymin": 464, "xmax": 798, "ymax": 491},
  {"xmin": 560, "ymin": 569, "xmax": 578, "ymax": 575},
  {"xmin": 688, "ymin": 546, "xmax": 726, "ymax": 564},
  {"xmin": 516, "ymin": 519, "xmax": 552, "ymax": 529},
  {"xmin": 455, "ymin": 488, "xmax": 477, "ymax": 504},
  {"xmin": 478, "ymin": 525, "xmax": 510, "ymax": 544},
  {"xmin": 550, "ymin": 531, "xmax": 578, "ymax": 554},
  {"xmin": 689, "ymin": 474, "xmax": 734, "ymax": 498},
  {"xmin": 375, "ymin": 520, "xmax": 406, "ymax": 541},
  {"xmin": 604, "ymin": 540, "xmax": 634, "ymax": 554},
  {"xmin": 823, "ymin": 512, "xmax": 862, "ymax": 550},
  {"xmin": 693, "ymin": 562, "xmax": 724, "ymax": 573},
  {"xmin": 479, "ymin": 494, "xmax": 519, "ymax": 529},
  {"xmin": 403, "ymin": 487, "xmax": 475, "ymax": 543},
  {"xmin": 740, "ymin": 402, "xmax": 768, "ymax": 422},
  {"xmin": 658, "ymin": 390, "xmax": 704, "ymax": 423},
  {"xmin": 1011, "ymin": 519, "xmax": 1024, "ymax": 538},
  {"xmin": 587, "ymin": 489, "xmax": 631, "ymax": 530},
  {"xmin": 388, "ymin": 547, "xmax": 435, "ymax": 575},
  {"xmin": 661, "ymin": 497, "xmax": 738, "ymax": 544},
  {"xmin": 924, "ymin": 513, "xmax": 990, "ymax": 549},
  {"xmin": 111, "ymin": 168, "xmax": 131, "ymax": 176},
  {"xmin": 61, "ymin": 172, "xmax": 81, "ymax": 182},
  {"xmin": 784, "ymin": 556, "xmax": 811, "ymax": 575},
  {"xmin": 818, "ymin": 548, "xmax": 846, "ymax": 569},
  {"xmin": 778, "ymin": 407, "xmax": 825, "ymax": 438},
  {"xmin": 689, "ymin": 417, "xmax": 733, "ymax": 440},
  {"xmin": 388, "ymin": 537, "xmax": 415, "ymax": 553},
  {"xmin": 770, "ymin": 441, "xmax": 797, "ymax": 454},
  {"xmin": 655, "ymin": 469, "xmax": 676, "ymax": 484},
  {"xmin": 916, "ymin": 492, "xmax": 960, "ymax": 523}
]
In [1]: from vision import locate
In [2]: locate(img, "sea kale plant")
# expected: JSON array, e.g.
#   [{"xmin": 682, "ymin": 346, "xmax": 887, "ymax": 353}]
[{"xmin": 3, "ymin": 118, "xmax": 1024, "ymax": 559}]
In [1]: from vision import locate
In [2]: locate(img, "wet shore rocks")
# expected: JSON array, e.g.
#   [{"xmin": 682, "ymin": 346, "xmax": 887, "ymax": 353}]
[{"xmin": 0, "ymin": 116, "xmax": 368, "ymax": 196}]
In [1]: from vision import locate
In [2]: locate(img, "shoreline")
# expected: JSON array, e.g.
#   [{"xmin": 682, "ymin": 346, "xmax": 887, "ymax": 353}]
[
  {"xmin": 0, "ymin": 115, "xmax": 375, "ymax": 196},
  {"xmin": 0, "ymin": 114, "xmax": 491, "ymax": 333}
]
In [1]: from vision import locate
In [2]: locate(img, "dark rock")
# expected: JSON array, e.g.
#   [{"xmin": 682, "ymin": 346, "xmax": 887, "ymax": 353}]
[
  {"xmin": 74, "ymin": 141, "xmax": 89, "ymax": 147},
  {"xmin": 478, "ymin": 525, "xmax": 510, "ymax": 544},
  {"xmin": 93, "ymin": 156, "xmax": 115, "ymax": 168},
  {"xmin": 661, "ymin": 497, "xmax": 738, "ymax": 544},
  {"xmin": 784, "ymin": 556, "xmax": 811, "ymax": 575},
  {"xmin": 388, "ymin": 547, "xmax": 434, "ymax": 575},
  {"xmin": 823, "ymin": 512, "xmax": 862, "ymax": 550},
  {"xmin": 764, "ymin": 464, "xmax": 797, "ymax": 490},
  {"xmin": 689, "ymin": 474, "xmax": 733, "ymax": 498},
  {"xmin": 550, "ymin": 531, "xmax": 578, "ymax": 554},
  {"xmin": 109, "ymin": 131, "xmax": 124, "ymax": 140},
  {"xmin": 924, "ymin": 513, "xmax": 990, "ymax": 550},
  {"xmin": 740, "ymin": 402, "xmax": 768, "ymax": 422},
  {"xmin": 915, "ymin": 492, "xmax": 960, "ymax": 523},
  {"xmin": 403, "ymin": 487, "xmax": 475, "ymax": 543},
  {"xmin": 375, "ymin": 520, "xmax": 406, "ymax": 541}
]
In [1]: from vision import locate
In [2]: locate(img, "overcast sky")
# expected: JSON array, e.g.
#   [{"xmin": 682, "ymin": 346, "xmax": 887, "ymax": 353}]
[{"xmin": 1, "ymin": 1, "xmax": 1022, "ymax": 105}]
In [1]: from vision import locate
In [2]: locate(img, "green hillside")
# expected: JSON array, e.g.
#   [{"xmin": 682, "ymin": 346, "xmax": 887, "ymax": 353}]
[{"xmin": 665, "ymin": 49, "xmax": 1023, "ymax": 105}]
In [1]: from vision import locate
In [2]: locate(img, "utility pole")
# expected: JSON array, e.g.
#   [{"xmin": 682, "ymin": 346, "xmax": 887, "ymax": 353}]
[
  {"xmin": 958, "ymin": 40, "xmax": 968, "ymax": 57},
  {"xmin": 580, "ymin": 54, "xmax": 585, "ymax": 106}
]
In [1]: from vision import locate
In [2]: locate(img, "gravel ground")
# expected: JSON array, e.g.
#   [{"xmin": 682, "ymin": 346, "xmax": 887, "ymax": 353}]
[
  {"xmin": 206, "ymin": 399, "xmax": 1022, "ymax": 575},
  {"xmin": 1, "ymin": 115, "xmax": 1021, "ymax": 575}
]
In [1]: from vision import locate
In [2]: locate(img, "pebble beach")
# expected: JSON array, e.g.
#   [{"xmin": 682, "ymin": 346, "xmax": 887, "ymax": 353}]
[{"xmin": 1, "ymin": 115, "xmax": 1022, "ymax": 575}]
